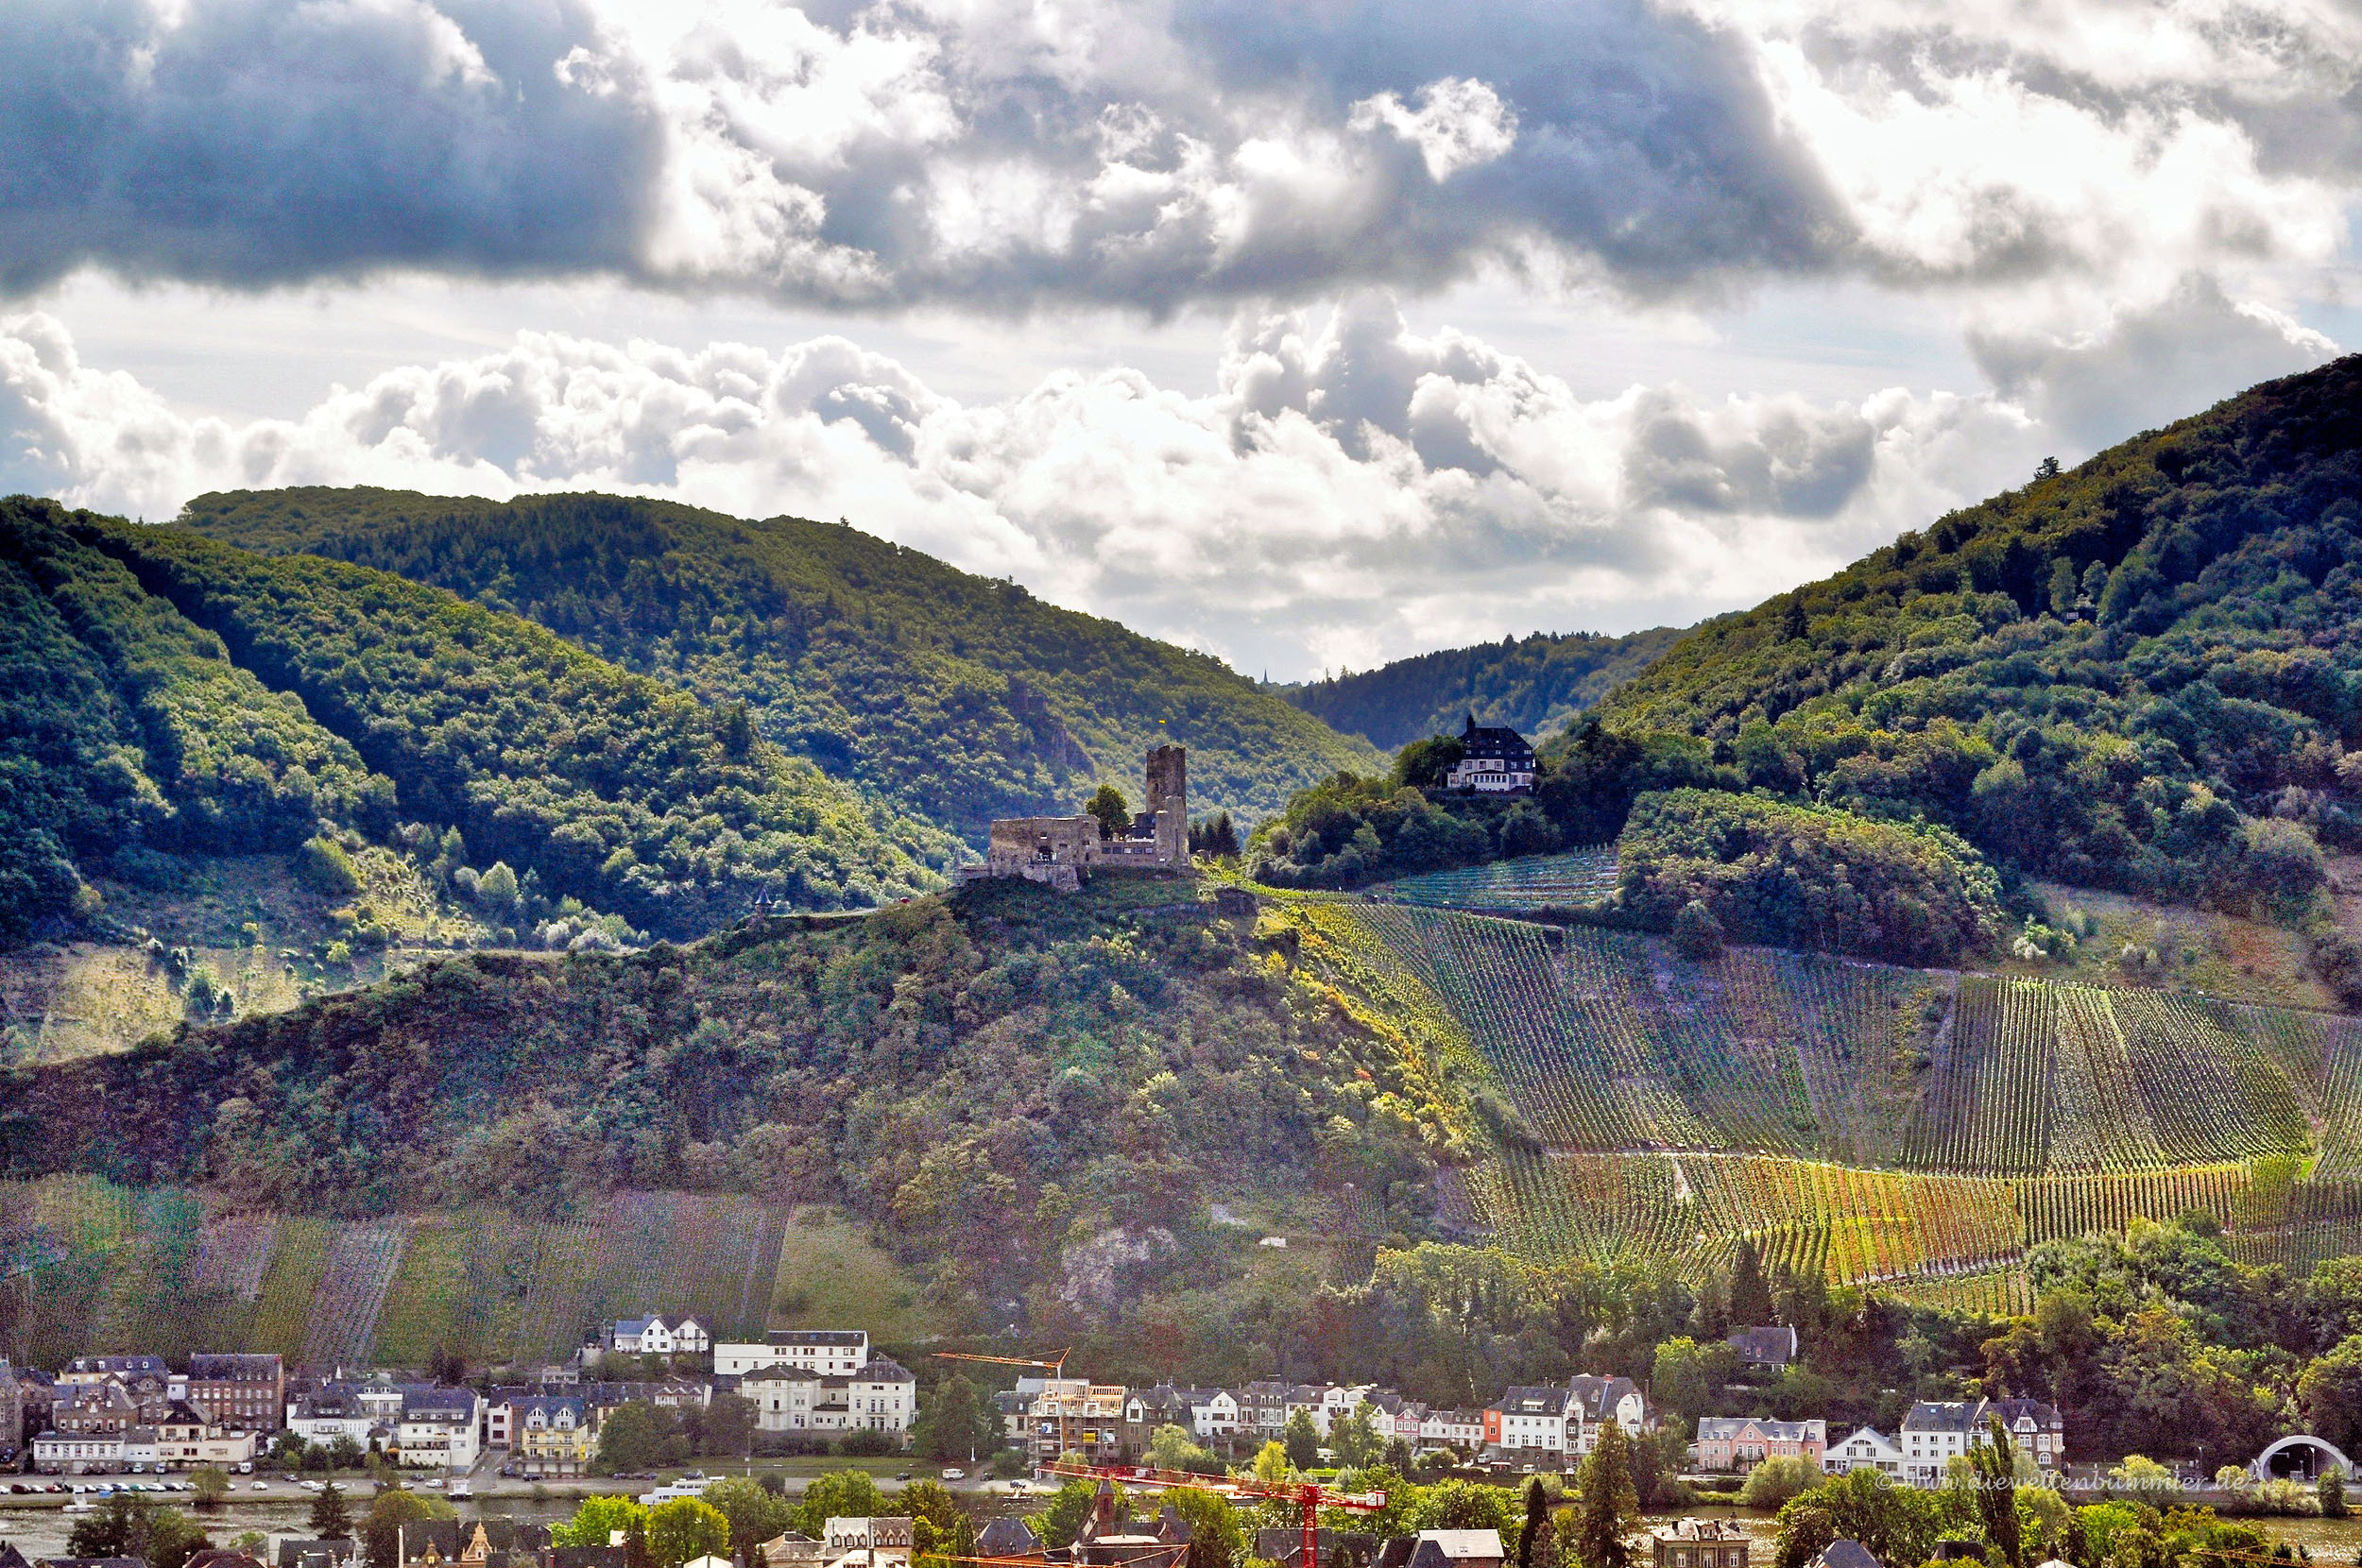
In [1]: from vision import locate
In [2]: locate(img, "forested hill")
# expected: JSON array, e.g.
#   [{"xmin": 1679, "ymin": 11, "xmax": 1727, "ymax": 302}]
[
  {"xmin": 1588, "ymin": 353, "xmax": 2362, "ymax": 906},
  {"xmin": 177, "ymin": 488, "xmax": 1384, "ymax": 841},
  {"xmin": 1279, "ymin": 625, "xmax": 1687, "ymax": 750},
  {"xmin": 0, "ymin": 498, "xmax": 946, "ymax": 944}
]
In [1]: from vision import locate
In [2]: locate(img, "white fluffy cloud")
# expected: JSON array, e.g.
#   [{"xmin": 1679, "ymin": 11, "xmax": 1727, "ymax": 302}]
[
  {"xmin": 1, "ymin": 299, "xmax": 2063, "ymax": 677},
  {"xmin": 3, "ymin": 0, "xmax": 2353, "ymax": 315}
]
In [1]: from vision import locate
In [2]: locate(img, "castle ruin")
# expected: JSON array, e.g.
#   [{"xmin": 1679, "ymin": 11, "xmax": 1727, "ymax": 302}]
[{"xmin": 961, "ymin": 745, "xmax": 1188, "ymax": 892}]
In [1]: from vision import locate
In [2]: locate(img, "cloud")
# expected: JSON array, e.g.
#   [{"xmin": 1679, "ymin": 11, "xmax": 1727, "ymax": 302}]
[
  {"xmin": 1968, "ymin": 273, "xmax": 2339, "ymax": 449},
  {"xmin": 0, "ymin": 300, "xmax": 2046, "ymax": 678},
  {"xmin": 4, "ymin": 0, "xmax": 2349, "ymax": 313}
]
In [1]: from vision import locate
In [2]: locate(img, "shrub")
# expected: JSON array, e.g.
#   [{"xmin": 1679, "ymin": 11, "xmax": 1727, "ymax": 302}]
[
  {"xmin": 1739, "ymin": 1455, "xmax": 1823, "ymax": 1511},
  {"xmin": 838, "ymin": 1428, "xmax": 896, "ymax": 1457},
  {"xmin": 295, "ymin": 835, "xmax": 362, "ymax": 896},
  {"xmin": 1672, "ymin": 900, "xmax": 1724, "ymax": 962}
]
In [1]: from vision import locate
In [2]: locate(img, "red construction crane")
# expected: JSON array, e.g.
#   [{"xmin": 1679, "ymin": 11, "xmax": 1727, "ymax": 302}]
[{"xmin": 1044, "ymin": 1459, "xmax": 1387, "ymax": 1568}]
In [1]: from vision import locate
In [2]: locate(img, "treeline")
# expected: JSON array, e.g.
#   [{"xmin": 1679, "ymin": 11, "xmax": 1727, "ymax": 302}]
[
  {"xmin": 178, "ymin": 488, "xmax": 1384, "ymax": 841},
  {"xmin": 1279, "ymin": 626, "xmax": 1689, "ymax": 751}
]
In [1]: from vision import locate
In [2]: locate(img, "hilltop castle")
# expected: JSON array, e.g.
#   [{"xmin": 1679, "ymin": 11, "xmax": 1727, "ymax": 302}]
[{"xmin": 960, "ymin": 745, "xmax": 1188, "ymax": 892}]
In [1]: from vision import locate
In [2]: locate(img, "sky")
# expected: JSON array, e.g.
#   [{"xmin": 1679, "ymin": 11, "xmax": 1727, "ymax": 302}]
[{"xmin": 1, "ymin": 0, "xmax": 2358, "ymax": 681}]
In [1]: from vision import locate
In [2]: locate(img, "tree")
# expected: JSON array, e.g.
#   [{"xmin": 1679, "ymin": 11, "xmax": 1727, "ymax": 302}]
[
  {"xmin": 598, "ymin": 1401, "xmax": 671, "ymax": 1474},
  {"xmin": 916, "ymin": 1375, "xmax": 991, "ymax": 1461},
  {"xmin": 702, "ymin": 1393, "xmax": 755, "ymax": 1458},
  {"xmin": 1729, "ymin": 1239, "xmax": 1774, "ymax": 1328},
  {"xmin": 1041, "ymin": 1479, "xmax": 1129, "ymax": 1549},
  {"xmin": 1165, "ymin": 1489, "xmax": 1246, "ymax": 1568},
  {"xmin": 1148, "ymin": 1423, "xmax": 1215, "ymax": 1473},
  {"xmin": 1672, "ymin": 900, "xmax": 1724, "ymax": 963},
  {"xmin": 702, "ymin": 1478, "xmax": 793, "ymax": 1554},
  {"xmin": 2302, "ymin": 1334, "xmax": 2362, "ymax": 1450},
  {"xmin": 1253, "ymin": 1440, "xmax": 1293, "ymax": 1484},
  {"xmin": 1771, "ymin": 1471, "xmax": 1942, "ymax": 1568},
  {"xmin": 647, "ymin": 1498, "xmax": 729, "ymax": 1566},
  {"xmin": 554, "ymin": 1496, "xmax": 651, "ymax": 1549},
  {"xmin": 308, "ymin": 1480, "xmax": 353, "ymax": 1539},
  {"xmin": 361, "ymin": 1487, "xmax": 455, "ymax": 1568},
  {"xmin": 1739, "ymin": 1457, "xmax": 1820, "ymax": 1511},
  {"xmin": 2035, "ymin": 456, "xmax": 2061, "ymax": 481},
  {"xmin": 70, "ymin": 1494, "xmax": 213, "ymax": 1568},
  {"xmin": 191, "ymin": 1465, "xmax": 231, "ymax": 1508},
  {"xmin": 1283, "ymin": 1408, "xmax": 1323, "ymax": 1472},
  {"xmin": 1566, "ymin": 1422, "xmax": 1639, "ymax": 1568},
  {"xmin": 1330, "ymin": 1404, "xmax": 1382, "ymax": 1470},
  {"xmin": 329, "ymin": 1435, "xmax": 365, "ymax": 1471},
  {"xmin": 1087, "ymin": 785, "xmax": 1132, "ymax": 840},
  {"xmin": 793, "ymin": 1472, "xmax": 888, "ymax": 1540},
  {"xmin": 1965, "ymin": 1419, "xmax": 2022, "ymax": 1568},
  {"xmin": 2324, "ymin": 1466, "xmax": 2348, "ymax": 1520},
  {"xmin": 1650, "ymin": 1338, "xmax": 1734, "ymax": 1429},
  {"xmin": 1519, "ymin": 1480, "xmax": 1551, "ymax": 1568}
]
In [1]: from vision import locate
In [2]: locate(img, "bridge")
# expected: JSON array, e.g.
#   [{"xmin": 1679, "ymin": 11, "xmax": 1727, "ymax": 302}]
[{"xmin": 2251, "ymin": 1435, "xmax": 2351, "ymax": 1480}]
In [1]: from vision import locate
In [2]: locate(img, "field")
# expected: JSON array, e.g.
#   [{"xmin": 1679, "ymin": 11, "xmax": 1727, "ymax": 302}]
[
  {"xmin": 1373, "ymin": 848, "xmax": 1620, "ymax": 912},
  {"xmin": 767, "ymin": 1206, "xmax": 948, "ymax": 1345},
  {"xmin": 1271, "ymin": 895, "xmax": 2362, "ymax": 1291},
  {"xmin": 0, "ymin": 1182, "xmax": 794, "ymax": 1368}
]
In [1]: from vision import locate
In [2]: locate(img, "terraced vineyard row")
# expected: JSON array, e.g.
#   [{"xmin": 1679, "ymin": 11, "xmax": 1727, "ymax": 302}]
[
  {"xmin": 1301, "ymin": 899, "xmax": 2330, "ymax": 1175},
  {"xmin": 1464, "ymin": 1150, "xmax": 2348, "ymax": 1289},
  {"xmin": 0, "ymin": 1183, "xmax": 791, "ymax": 1367},
  {"xmin": 1374, "ymin": 848, "xmax": 1621, "ymax": 911}
]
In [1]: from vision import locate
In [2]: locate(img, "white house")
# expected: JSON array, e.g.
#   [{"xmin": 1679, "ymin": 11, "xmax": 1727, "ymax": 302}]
[
  {"xmin": 1189, "ymin": 1389, "xmax": 1240, "ymax": 1440},
  {"xmin": 1898, "ymin": 1398, "xmax": 2063, "ymax": 1489},
  {"xmin": 155, "ymin": 1403, "xmax": 259, "ymax": 1469},
  {"xmin": 744, "ymin": 1357, "xmax": 916, "ymax": 1438},
  {"xmin": 1565, "ymin": 1376, "xmax": 1649, "ymax": 1455},
  {"xmin": 1445, "ymin": 718, "xmax": 1536, "ymax": 794},
  {"xmin": 396, "ymin": 1388, "xmax": 482, "ymax": 1471},
  {"xmin": 714, "ymin": 1330, "xmax": 870, "ymax": 1378},
  {"xmin": 36, "ymin": 1430, "xmax": 124, "ymax": 1474},
  {"xmin": 1491, "ymin": 1387, "xmax": 1568, "ymax": 1454},
  {"xmin": 1420, "ymin": 1409, "xmax": 1485, "ymax": 1452},
  {"xmin": 1824, "ymin": 1426, "xmax": 1905, "ymax": 1479},
  {"xmin": 610, "ymin": 1316, "xmax": 709, "ymax": 1356}
]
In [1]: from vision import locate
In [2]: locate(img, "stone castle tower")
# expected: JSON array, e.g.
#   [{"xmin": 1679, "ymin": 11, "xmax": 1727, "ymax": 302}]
[{"xmin": 1145, "ymin": 742, "xmax": 1187, "ymax": 866}]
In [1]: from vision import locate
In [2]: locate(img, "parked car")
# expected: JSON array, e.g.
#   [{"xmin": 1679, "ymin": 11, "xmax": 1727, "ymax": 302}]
[
  {"xmin": 251, "ymin": 1480, "xmax": 270, "ymax": 1491},
  {"xmin": 941, "ymin": 1468, "xmax": 965, "ymax": 1480}
]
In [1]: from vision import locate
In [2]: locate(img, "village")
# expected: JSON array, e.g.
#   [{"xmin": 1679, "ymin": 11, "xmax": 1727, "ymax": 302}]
[{"xmin": 0, "ymin": 1311, "xmax": 2093, "ymax": 1568}]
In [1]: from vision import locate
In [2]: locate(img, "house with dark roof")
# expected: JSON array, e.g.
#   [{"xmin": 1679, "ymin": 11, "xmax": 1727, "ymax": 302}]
[
  {"xmin": 976, "ymin": 1522, "xmax": 1043, "ymax": 1562},
  {"xmin": 1445, "ymin": 717, "xmax": 1534, "ymax": 794},
  {"xmin": 1, "ymin": 1542, "xmax": 32, "ymax": 1568},
  {"xmin": 1649, "ymin": 1519, "xmax": 1748, "ymax": 1568},
  {"xmin": 275, "ymin": 1538, "xmax": 358, "ymax": 1568},
  {"xmin": 1806, "ymin": 1542, "xmax": 1881, "ymax": 1568},
  {"xmin": 1726, "ymin": 1326, "xmax": 1798, "ymax": 1371}
]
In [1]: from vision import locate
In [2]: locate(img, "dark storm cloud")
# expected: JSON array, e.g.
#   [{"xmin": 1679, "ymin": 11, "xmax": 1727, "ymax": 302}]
[{"xmin": 0, "ymin": 0, "xmax": 657, "ymax": 293}]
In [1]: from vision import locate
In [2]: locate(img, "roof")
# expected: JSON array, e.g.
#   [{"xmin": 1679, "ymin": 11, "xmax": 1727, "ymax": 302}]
[
  {"xmin": 768, "ymin": 1330, "xmax": 867, "ymax": 1347},
  {"xmin": 857, "ymin": 1356, "xmax": 916, "ymax": 1384},
  {"xmin": 1992, "ymin": 1397, "xmax": 2063, "ymax": 1429},
  {"xmin": 189, "ymin": 1355, "xmax": 282, "ymax": 1379},
  {"xmin": 1498, "ymin": 1385, "xmax": 1566, "ymax": 1414},
  {"xmin": 1811, "ymin": 1542, "xmax": 1883, "ymax": 1568},
  {"xmin": 1417, "ymin": 1532, "xmax": 1504, "ymax": 1561},
  {"xmin": 1727, "ymin": 1326, "xmax": 1799, "ymax": 1364},
  {"xmin": 275, "ymin": 1541, "xmax": 357, "ymax": 1568},
  {"xmin": 1697, "ymin": 1417, "xmax": 1819, "ymax": 1441},
  {"xmin": 65, "ymin": 1356, "xmax": 168, "ymax": 1376},
  {"xmin": 1458, "ymin": 715, "xmax": 1532, "ymax": 755},
  {"xmin": 1903, "ymin": 1402, "xmax": 1986, "ymax": 1434},
  {"xmin": 977, "ymin": 1522, "xmax": 1043, "ymax": 1558},
  {"xmin": 1566, "ymin": 1374, "xmax": 1641, "ymax": 1418}
]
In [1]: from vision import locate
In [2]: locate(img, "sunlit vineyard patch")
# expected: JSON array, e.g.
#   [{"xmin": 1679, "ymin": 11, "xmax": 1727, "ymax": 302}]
[{"xmin": 1373, "ymin": 847, "xmax": 1620, "ymax": 912}]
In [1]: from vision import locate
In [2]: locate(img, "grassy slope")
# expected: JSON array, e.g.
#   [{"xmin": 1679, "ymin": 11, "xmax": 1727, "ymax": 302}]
[
  {"xmin": 1280, "ymin": 625, "xmax": 1690, "ymax": 750},
  {"xmin": 177, "ymin": 487, "xmax": 1385, "ymax": 839}
]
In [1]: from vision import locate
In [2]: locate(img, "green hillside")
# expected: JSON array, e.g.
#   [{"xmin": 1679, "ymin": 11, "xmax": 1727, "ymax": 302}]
[
  {"xmin": 176, "ymin": 488, "xmax": 1384, "ymax": 841},
  {"xmin": 1588, "ymin": 354, "xmax": 2362, "ymax": 911},
  {"xmin": 0, "ymin": 877, "xmax": 1458, "ymax": 1368},
  {"xmin": 1279, "ymin": 625, "xmax": 1687, "ymax": 750},
  {"xmin": 0, "ymin": 496, "xmax": 947, "ymax": 962}
]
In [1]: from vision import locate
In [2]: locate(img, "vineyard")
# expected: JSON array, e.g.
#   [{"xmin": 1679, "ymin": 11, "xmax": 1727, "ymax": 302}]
[
  {"xmin": 1267, "ymin": 892, "xmax": 2362, "ymax": 1291},
  {"xmin": 1374, "ymin": 848, "xmax": 1620, "ymax": 912},
  {"xmin": 1462, "ymin": 1150, "xmax": 2362, "ymax": 1291},
  {"xmin": 1288, "ymin": 899, "xmax": 2333, "ymax": 1175},
  {"xmin": 0, "ymin": 1183, "xmax": 794, "ymax": 1367}
]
